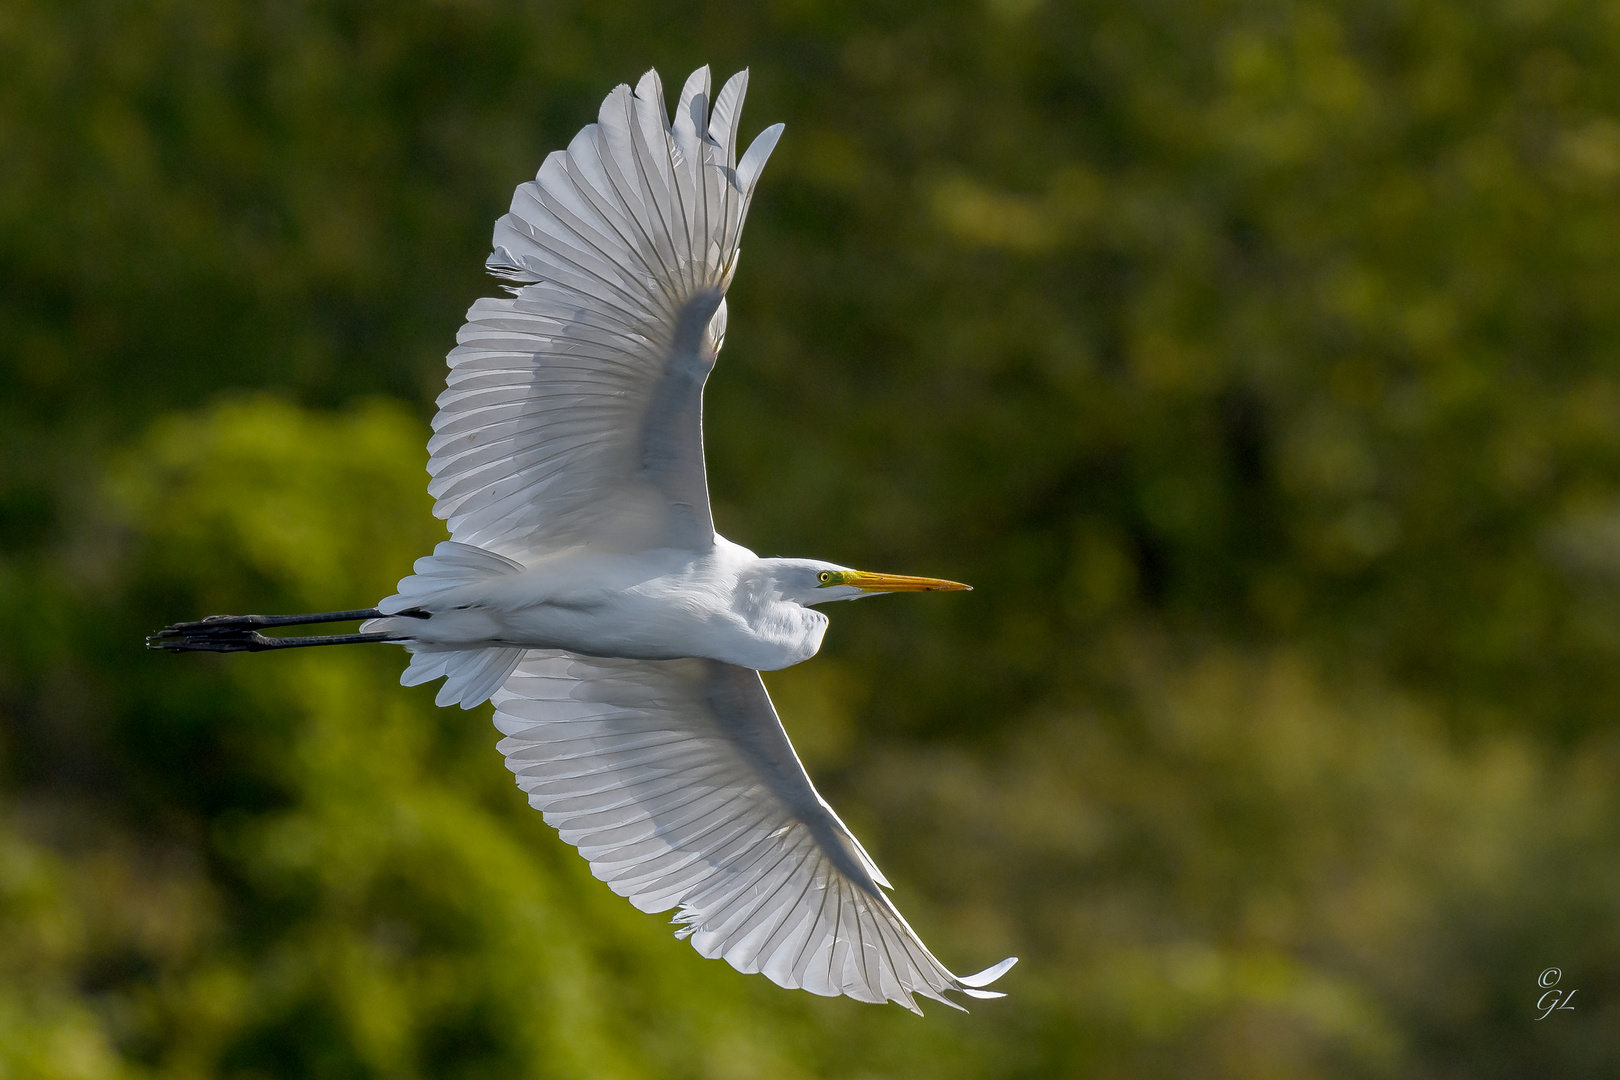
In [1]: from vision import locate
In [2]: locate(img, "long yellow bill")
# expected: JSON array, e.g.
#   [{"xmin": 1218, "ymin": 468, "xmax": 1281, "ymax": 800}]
[{"xmin": 839, "ymin": 570, "xmax": 972, "ymax": 593}]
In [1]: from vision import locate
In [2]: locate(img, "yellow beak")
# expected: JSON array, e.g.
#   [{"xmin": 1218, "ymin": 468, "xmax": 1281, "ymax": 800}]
[{"xmin": 841, "ymin": 570, "xmax": 972, "ymax": 593}]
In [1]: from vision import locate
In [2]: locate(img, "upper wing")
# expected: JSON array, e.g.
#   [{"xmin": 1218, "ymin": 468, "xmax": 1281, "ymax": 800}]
[
  {"xmin": 492, "ymin": 652, "xmax": 1017, "ymax": 1012},
  {"xmin": 427, "ymin": 67, "xmax": 783, "ymax": 559}
]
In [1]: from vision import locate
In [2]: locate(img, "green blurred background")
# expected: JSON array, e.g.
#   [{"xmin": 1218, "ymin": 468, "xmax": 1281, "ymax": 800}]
[{"xmin": 3, "ymin": 0, "xmax": 1620, "ymax": 1076}]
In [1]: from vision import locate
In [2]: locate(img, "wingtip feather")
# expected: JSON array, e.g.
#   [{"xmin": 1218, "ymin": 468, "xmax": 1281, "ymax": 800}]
[
  {"xmin": 958, "ymin": 955, "xmax": 1018, "ymax": 988},
  {"xmin": 737, "ymin": 122, "xmax": 785, "ymax": 193}
]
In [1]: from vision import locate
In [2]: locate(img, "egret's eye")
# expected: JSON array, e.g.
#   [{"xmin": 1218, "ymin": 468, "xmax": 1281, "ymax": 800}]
[{"xmin": 817, "ymin": 571, "xmax": 833, "ymax": 585}]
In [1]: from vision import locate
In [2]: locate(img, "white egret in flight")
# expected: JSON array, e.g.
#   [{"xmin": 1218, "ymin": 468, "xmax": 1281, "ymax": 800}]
[{"xmin": 150, "ymin": 66, "xmax": 1015, "ymax": 1012}]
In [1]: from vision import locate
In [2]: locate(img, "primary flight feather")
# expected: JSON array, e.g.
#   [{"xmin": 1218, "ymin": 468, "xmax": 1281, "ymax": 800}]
[{"xmin": 150, "ymin": 65, "xmax": 1015, "ymax": 1013}]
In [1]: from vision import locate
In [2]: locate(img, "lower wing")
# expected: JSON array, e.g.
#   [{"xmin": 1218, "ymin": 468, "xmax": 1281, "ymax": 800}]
[{"xmin": 491, "ymin": 651, "xmax": 1016, "ymax": 1012}]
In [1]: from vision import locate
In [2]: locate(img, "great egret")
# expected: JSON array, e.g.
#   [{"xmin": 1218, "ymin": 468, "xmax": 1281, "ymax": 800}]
[{"xmin": 150, "ymin": 66, "xmax": 1015, "ymax": 1012}]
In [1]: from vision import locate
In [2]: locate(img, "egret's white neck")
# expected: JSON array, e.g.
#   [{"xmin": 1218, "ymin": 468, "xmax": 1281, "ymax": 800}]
[{"xmin": 723, "ymin": 554, "xmax": 830, "ymax": 669}]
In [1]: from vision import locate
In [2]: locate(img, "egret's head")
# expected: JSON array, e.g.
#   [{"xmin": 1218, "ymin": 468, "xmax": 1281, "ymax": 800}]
[{"xmin": 774, "ymin": 560, "xmax": 972, "ymax": 606}]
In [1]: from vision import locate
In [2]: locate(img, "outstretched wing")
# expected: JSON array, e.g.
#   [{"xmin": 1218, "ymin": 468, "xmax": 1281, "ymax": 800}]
[
  {"xmin": 492, "ymin": 652, "xmax": 1017, "ymax": 1012},
  {"xmin": 428, "ymin": 67, "xmax": 783, "ymax": 560}
]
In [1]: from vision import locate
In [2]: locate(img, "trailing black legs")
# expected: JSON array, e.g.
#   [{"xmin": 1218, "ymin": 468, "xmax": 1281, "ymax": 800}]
[{"xmin": 147, "ymin": 608, "xmax": 426, "ymax": 653}]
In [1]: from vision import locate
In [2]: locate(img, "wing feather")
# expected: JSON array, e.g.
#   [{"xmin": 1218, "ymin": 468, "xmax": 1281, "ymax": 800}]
[
  {"xmin": 431, "ymin": 67, "xmax": 783, "ymax": 558},
  {"xmin": 491, "ymin": 652, "xmax": 1016, "ymax": 1012}
]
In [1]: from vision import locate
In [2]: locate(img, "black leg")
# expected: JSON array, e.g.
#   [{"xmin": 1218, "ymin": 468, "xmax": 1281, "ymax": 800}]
[
  {"xmin": 147, "ymin": 607, "xmax": 427, "ymax": 652},
  {"xmin": 149, "ymin": 629, "xmax": 406, "ymax": 653},
  {"xmin": 155, "ymin": 609, "xmax": 386, "ymax": 634}
]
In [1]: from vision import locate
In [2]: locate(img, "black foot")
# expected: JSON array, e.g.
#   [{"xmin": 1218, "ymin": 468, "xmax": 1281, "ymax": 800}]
[{"xmin": 147, "ymin": 624, "xmax": 282, "ymax": 652}]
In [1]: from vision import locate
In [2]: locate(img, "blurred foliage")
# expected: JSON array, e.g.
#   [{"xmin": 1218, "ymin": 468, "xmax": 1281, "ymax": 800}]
[{"xmin": 3, "ymin": 0, "xmax": 1620, "ymax": 1076}]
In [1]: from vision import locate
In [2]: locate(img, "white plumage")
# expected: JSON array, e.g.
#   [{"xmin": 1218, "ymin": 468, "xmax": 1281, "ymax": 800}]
[
  {"xmin": 153, "ymin": 65, "xmax": 1014, "ymax": 1013},
  {"xmin": 429, "ymin": 66, "xmax": 774, "ymax": 559},
  {"xmin": 494, "ymin": 653, "xmax": 1014, "ymax": 1009}
]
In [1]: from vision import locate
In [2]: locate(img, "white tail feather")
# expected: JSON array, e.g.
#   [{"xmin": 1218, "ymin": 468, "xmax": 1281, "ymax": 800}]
[
  {"xmin": 377, "ymin": 541, "xmax": 524, "ymax": 614},
  {"xmin": 369, "ymin": 541, "xmax": 528, "ymax": 709},
  {"xmin": 402, "ymin": 645, "xmax": 525, "ymax": 709}
]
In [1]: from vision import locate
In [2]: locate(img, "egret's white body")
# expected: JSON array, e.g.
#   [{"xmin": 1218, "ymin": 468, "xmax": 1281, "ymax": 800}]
[
  {"xmin": 371, "ymin": 540, "xmax": 832, "ymax": 671},
  {"xmin": 156, "ymin": 65, "xmax": 1014, "ymax": 1012}
]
